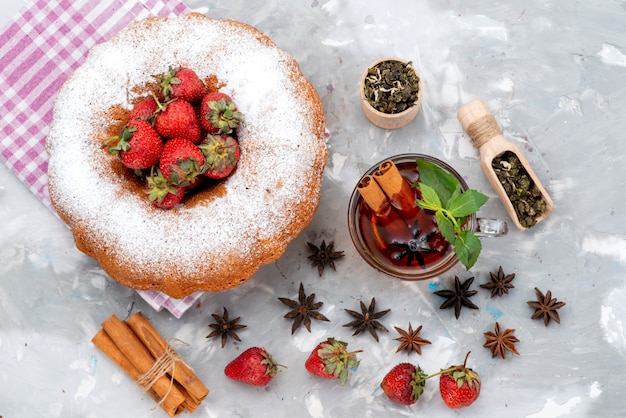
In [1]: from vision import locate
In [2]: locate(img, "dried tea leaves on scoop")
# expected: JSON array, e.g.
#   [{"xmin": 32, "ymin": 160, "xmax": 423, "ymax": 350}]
[{"xmin": 492, "ymin": 151, "xmax": 548, "ymax": 228}]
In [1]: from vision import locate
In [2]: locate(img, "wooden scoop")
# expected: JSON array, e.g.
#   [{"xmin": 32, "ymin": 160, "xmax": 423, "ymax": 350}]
[{"xmin": 457, "ymin": 99, "xmax": 554, "ymax": 231}]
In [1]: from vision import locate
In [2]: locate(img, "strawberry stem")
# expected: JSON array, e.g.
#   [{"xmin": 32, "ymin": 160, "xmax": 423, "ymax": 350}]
[
  {"xmin": 150, "ymin": 90, "xmax": 173, "ymax": 114},
  {"xmin": 415, "ymin": 351, "xmax": 473, "ymax": 382}
]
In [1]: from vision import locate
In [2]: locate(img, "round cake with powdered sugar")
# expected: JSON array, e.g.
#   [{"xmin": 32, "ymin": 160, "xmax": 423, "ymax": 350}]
[{"xmin": 46, "ymin": 13, "xmax": 327, "ymax": 298}]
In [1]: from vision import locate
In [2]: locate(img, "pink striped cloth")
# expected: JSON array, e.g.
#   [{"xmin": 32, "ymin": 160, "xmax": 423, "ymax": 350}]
[{"xmin": 0, "ymin": 0, "xmax": 204, "ymax": 318}]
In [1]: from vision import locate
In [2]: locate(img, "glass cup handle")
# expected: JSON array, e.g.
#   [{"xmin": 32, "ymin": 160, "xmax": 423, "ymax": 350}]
[{"xmin": 474, "ymin": 218, "xmax": 508, "ymax": 237}]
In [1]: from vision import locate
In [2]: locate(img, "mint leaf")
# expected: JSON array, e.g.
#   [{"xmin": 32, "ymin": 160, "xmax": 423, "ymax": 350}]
[
  {"xmin": 415, "ymin": 182, "xmax": 441, "ymax": 211},
  {"xmin": 415, "ymin": 160, "xmax": 458, "ymax": 206},
  {"xmin": 413, "ymin": 158, "xmax": 489, "ymax": 271},
  {"xmin": 436, "ymin": 210, "xmax": 456, "ymax": 244},
  {"xmin": 447, "ymin": 189, "xmax": 489, "ymax": 218},
  {"xmin": 449, "ymin": 187, "xmax": 462, "ymax": 208},
  {"xmin": 454, "ymin": 230, "xmax": 482, "ymax": 270}
]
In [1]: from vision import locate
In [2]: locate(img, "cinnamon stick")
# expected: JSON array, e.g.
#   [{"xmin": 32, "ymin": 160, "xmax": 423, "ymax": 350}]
[
  {"xmin": 373, "ymin": 160, "xmax": 416, "ymax": 213},
  {"xmin": 91, "ymin": 330, "xmax": 162, "ymax": 405},
  {"xmin": 128, "ymin": 312, "xmax": 209, "ymax": 404},
  {"xmin": 173, "ymin": 380, "xmax": 201, "ymax": 413},
  {"xmin": 100, "ymin": 315, "xmax": 187, "ymax": 417},
  {"xmin": 357, "ymin": 175, "xmax": 390, "ymax": 214}
]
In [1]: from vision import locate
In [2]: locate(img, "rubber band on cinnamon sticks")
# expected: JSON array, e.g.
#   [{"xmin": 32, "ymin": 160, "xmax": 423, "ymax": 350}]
[{"xmin": 92, "ymin": 313, "xmax": 209, "ymax": 416}]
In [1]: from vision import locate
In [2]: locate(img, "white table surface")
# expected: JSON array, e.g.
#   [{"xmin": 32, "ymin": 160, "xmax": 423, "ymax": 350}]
[{"xmin": 2, "ymin": 0, "xmax": 626, "ymax": 417}]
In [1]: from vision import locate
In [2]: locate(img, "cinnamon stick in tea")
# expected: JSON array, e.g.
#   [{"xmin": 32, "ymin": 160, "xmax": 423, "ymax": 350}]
[
  {"xmin": 100, "ymin": 315, "xmax": 187, "ymax": 416},
  {"xmin": 373, "ymin": 160, "xmax": 417, "ymax": 214},
  {"xmin": 128, "ymin": 312, "xmax": 209, "ymax": 405},
  {"xmin": 357, "ymin": 175, "xmax": 390, "ymax": 214}
]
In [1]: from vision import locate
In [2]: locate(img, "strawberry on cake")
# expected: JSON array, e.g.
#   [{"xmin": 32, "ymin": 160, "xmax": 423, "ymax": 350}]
[{"xmin": 46, "ymin": 13, "xmax": 327, "ymax": 298}]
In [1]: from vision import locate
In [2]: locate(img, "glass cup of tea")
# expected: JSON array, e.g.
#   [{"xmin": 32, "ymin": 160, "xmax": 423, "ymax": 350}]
[{"xmin": 347, "ymin": 153, "xmax": 507, "ymax": 280}]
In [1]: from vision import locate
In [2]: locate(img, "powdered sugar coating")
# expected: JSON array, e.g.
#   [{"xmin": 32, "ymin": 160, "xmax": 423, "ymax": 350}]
[{"xmin": 46, "ymin": 13, "xmax": 327, "ymax": 297}]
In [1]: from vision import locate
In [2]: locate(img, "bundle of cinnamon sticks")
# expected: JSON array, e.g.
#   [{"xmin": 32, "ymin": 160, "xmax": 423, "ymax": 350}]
[{"xmin": 92, "ymin": 312, "xmax": 209, "ymax": 416}]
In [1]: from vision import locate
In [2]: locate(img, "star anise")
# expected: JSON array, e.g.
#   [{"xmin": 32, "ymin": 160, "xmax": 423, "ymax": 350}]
[
  {"xmin": 206, "ymin": 307, "xmax": 247, "ymax": 348},
  {"xmin": 434, "ymin": 276, "xmax": 479, "ymax": 319},
  {"xmin": 480, "ymin": 266, "xmax": 515, "ymax": 297},
  {"xmin": 391, "ymin": 220, "xmax": 438, "ymax": 268},
  {"xmin": 527, "ymin": 287, "xmax": 566, "ymax": 326},
  {"xmin": 483, "ymin": 321, "xmax": 520, "ymax": 359},
  {"xmin": 394, "ymin": 323, "xmax": 431, "ymax": 355},
  {"xmin": 278, "ymin": 282, "xmax": 330, "ymax": 334},
  {"xmin": 343, "ymin": 297, "xmax": 390, "ymax": 342},
  {"xmin": 307, "ymin": 240, "xmax": 345, "ymax": 276}
]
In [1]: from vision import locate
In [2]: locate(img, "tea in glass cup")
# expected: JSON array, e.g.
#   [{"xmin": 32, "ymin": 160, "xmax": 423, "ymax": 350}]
[{"xmin": 347, "ymin": 154, "xmax": 507, "ymax": 280}]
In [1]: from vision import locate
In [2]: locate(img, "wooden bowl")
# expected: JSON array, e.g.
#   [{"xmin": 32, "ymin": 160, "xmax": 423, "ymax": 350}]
[{"xmin": 360, "ymin": 57, "xmax": 422, "ymax": 129}]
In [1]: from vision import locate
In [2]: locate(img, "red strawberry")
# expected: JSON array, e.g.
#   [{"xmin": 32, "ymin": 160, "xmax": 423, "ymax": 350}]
[
  {"xmin": 200, "ymin": 91, "xmax": 244, "ymax": 134},
  {"xmin": 304, "ymin": 338, "xmax": 361, "ymax": 386},
  {"xmin": 156, "ymin": 66, "xmax": 206, "ymax": 102},
  {"xmin": 199, "ymin": 134, "xmax": 241, "ymax": 179},
  {"xmin": 380, "ymin": 363, "xmax": 428, "ymax": 405},
  {"xmin": 438, "ymin": 352, "xmax": 481, "ymax": 409},
  {"xmin": 159, "ymin": 137, "xmax": 205, "ymax": 187},
  {"xmin": 224, "ymin": 347, "xmax": 281, "ymax": 387},
  {"xmin": 105, "ymin": 119, "xmax": 163, "ymax": 170},
  {"xmin": 155, "ymin": 99, "xmax": 202, "ymax": 143},
  {"xmin": 144, "ymin": 168, "xmax": 184, "ymax": 209},
  {"xmin": 128, "ymin": 97, "xmax": 158, "ymax": 122}
]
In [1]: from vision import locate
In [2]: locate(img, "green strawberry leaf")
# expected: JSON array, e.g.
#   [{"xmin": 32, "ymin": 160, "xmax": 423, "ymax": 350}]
[{"xmin": 411, "ymin": 365, "xmax": 429, "ymax": 401}]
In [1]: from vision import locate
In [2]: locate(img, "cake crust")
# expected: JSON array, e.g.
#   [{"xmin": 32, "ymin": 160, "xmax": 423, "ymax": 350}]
[{"xmin": 46, "ymin": 13, "xmax": 327, "ymax": 298}]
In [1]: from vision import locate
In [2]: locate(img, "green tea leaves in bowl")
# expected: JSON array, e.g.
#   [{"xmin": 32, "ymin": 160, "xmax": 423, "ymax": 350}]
[
  {"xmin": 413, "ymin": 160, "xmax": 488, "ymax": 270},
  {"xmin": 363, "ymin": 60, "xmax": 420, "ymax": 114}
]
